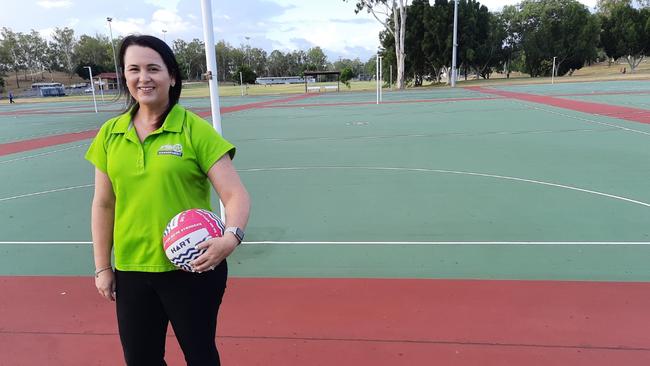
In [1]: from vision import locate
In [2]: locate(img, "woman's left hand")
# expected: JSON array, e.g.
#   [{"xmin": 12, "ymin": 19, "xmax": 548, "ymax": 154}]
[{"xmin": 191, "ymin": 235, "xmax": 238, "ymax": 272}]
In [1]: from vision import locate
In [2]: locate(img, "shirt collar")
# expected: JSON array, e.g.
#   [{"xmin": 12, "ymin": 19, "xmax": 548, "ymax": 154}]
[
  {"xmin": 111, "ymin": 104, "xmax": 185, "ymax": 134},
  {"xmin": 162, "ymin": 104, "xmax": 184, "ymax": 132}
]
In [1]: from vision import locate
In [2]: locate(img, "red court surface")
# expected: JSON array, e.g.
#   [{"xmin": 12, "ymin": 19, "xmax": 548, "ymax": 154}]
[
  {"xmin": 1, "ymin": 277, "xmax": 649, "ymax": 365},
  {"xmin": 0, "ymin": 94, "xmax": 315, "ymax": 157},
  {"xmin": 466, "ymin": 86, "xmax": 650, "ymax": 124}
]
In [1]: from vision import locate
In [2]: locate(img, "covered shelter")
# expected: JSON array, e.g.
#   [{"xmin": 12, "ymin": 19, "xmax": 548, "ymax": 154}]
[
  {"xmin": 303, "ymin": 70, "xmax": 341, "ymax": 93},
  {"xmin": 96, "ymin": 72, "xmax": 118, "ymax": 90}
]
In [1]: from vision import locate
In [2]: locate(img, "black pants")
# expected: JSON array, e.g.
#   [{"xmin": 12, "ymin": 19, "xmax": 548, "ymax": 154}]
[{"xmin": 115, "ymin": 261, "xmax": 228, "ymax": 366}]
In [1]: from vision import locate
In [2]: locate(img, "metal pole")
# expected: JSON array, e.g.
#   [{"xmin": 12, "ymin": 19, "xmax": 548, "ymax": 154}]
[
  {"xmin": 245, "ymin": 36, "xmax": 251, "ymax": 67},
  {"xmin": 451, "ymin": 0, "xmax": 459, "ymax": 87},
  {"xmin": 200, "ymin": 0, "xmax": 226, "ymax": 218},
  {"xmin": 85, "ymin": 66, "xmax": 98, "ymax": 113},
  {"xmin": 107, "ymin": 18, "xmax": 121, "ymax": 95},
  {"xmin": 379, "ymin": 56, "xmax": 383, "ymax": 102},
  {"xmin": 390, "ymin": 64, "xmax": 393, "ymax": 90},
  {"xmin": 240, "ymin": 72, "xmax": 244, "ymax": 96},
  {"xmin": 99, "ymin": 76, "xmax": 105, "ymax": 102},
  {"xmin": 376, "ymin": 53, "xmax": 379, "ymax": 104},
  {"xmin": 552, "ymin": 56, "xmax": 556, "ymax": 84},
  {"xmin": 162, "ymin": 29, "xmax": 167, "ymax": 42}
]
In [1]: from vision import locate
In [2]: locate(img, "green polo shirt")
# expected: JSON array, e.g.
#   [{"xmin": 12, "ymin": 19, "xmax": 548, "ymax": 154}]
[{"xmin": 85, "ymin": 104, "xmax": 235, "ymax": 272}]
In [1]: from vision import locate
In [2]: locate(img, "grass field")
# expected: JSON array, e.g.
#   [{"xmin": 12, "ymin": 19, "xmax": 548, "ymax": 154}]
[{"xmin": 3, "ymin": 59, "xmax": 650, "ymax": 103}]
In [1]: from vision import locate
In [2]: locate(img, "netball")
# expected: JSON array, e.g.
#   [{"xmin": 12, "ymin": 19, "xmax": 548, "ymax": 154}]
[{"xmin": 163, "ymin": 209, "xmax": 225, "ymax": 271}]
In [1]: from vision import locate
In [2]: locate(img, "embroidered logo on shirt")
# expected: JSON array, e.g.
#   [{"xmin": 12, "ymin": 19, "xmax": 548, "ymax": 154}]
[{"xmin": 158, "ymin": 144, "xmax": 183, "ymax": 157}]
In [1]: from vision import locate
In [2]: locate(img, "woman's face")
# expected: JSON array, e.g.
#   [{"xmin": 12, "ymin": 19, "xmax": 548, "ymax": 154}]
[{"xmin": 123, "ymin": 45, "xmax": 175, "ymax": 109}]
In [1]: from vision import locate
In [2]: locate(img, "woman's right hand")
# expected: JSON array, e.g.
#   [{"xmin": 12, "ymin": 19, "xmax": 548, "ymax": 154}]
[{"xmin": 95, "ymin": 270, "xmax": 116, "ymax": 301}]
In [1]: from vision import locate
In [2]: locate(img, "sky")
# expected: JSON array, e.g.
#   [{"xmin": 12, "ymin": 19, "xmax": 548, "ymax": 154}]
[{"xmin": 1, "ymin": 0, "xmax": 599, "ymax": 62}]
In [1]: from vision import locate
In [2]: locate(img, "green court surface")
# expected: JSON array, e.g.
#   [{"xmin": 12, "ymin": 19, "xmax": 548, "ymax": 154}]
[
  {"xmin": 491, "ymin": 80, "xmax": 650, "ymax": 95},
  {"xmin": 1, "ymin": 80, "xmax": 650, "ymax": 281},
  {"xmin": 3, "ymin": 80, "xmax": 650, "ymax": 366},
  {"xmin": 557, "ymin": 93, "xmax": 650, "ymax": 109}
]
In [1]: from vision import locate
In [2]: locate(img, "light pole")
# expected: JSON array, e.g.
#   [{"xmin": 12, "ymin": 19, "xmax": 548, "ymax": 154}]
[
  {"xmin": 162, "ymin": 29, "xmax": 167, "ymax": 42},
  {"xmin": 85, "ymin": 66, "xmax": 98, "ymax": 113},
  {"xmin": 451, "ymin": 0, "xmax": 459, "ymax": 87},
  {"xmin": 107, "ymin": 17, "xmax": 121, "ymax": 94},
  {"xmin": 245, "ymin": 36, "xmax": 251, "ymax": 67}
]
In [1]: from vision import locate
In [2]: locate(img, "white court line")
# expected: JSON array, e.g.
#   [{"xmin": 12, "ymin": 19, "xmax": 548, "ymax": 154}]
[
  {"xmin": 246, "ymin": 241, "xmax": 650, "ymax": 245},
  {"xmin": 0, "ymin": 144, "xmax": 88, "ymax": 165},
  {"xmin": 0, "ymin": 184, "xmax": 94, "ymax": 202},
  {"xmin": 1, "ymin": 241, "xmax": 649, "ymax": 245},
  {"xmin": 0, "ymin": 241, "xmax": 92, "ymax": 244},
  {"xmin": 239, "ymin": 166, "xmax": 650, "ymax": 208},
  {"xmin": 3, "ymin": 166, "xmax": 649, "ymax": 208},
  {"xmin": 512, "ymin": 101, "xmax": 650, "ymax": 136}
]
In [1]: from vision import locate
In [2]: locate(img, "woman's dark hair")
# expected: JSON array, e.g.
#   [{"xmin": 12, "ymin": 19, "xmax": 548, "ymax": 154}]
[{"xmin": 118, "ymin": 35, "xmax": 182, "ymax": 127}]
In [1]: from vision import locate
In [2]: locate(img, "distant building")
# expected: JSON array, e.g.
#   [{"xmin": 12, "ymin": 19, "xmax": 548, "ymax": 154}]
[
  {"xmin": 255, "ymin": 76, "xmax": 315, "ymax": 85},
  {"xmin": 31, "ymin": 82, "xmax": 65, "ymax": 97},
  {"xmin": 96, "ymin": 73, "xmax": 118, "ymax": 90}
]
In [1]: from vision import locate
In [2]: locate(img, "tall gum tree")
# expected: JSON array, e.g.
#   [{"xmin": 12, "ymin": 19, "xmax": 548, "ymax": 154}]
[{"xmin": 346, "ymin": 0, "xmax": 409, "ymax": 89}]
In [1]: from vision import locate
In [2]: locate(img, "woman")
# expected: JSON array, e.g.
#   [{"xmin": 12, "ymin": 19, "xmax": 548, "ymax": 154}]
[{"xmin": 86, "ymin": 35, "xmax": 250, "ymax": 365}]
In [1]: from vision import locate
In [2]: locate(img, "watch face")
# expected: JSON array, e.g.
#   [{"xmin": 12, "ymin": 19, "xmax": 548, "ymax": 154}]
[
  {"xmin": 227, "ymin": 227, "xmax": 244, "ymax": 242},
  {"xmin": 235, "ymin": 228, "xmax": 245, "ymax": 241}
]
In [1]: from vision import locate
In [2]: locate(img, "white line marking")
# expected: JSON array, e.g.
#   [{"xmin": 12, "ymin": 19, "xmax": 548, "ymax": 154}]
[
  {"xmin": 0, "ymin": 184, "xmax": 94, "ymax": 202},
  {"xmin": 1, "ymin": 241, "xmax": 649, "ymax": 245},
  {"xmin": 515, "ymin": 101, "xmax": 650, "ymax": 136},
  {"xmin": 0, "ymin": 242, "xmax": 92, "ymax": 244},
  {"xmin": 245, "ymin": 241, "xmax": 650, "ymax": 245},
  {"xmin": 239, "ymin": 166, "xmax": 650, "ymax": 208},
  {"xmin": 0, "ymin": 144, "xmax": 88, "ymax": 164}
]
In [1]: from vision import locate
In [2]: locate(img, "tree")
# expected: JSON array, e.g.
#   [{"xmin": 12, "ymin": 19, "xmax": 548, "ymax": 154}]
[
  {"xmin": 596, "ymin": 0, "xmax": 650, "ymax": 15},
  {"xmin": 0, "ymin": 27, "xmax": 25, "ymax": 88},
  {"xmin": 22, "ymin": 30, "xmax": 49, "ymax": 81},
  {"xmin": 286, "ymin": 50, "xmax": 307, "ymax": 76},
  {"xmin": 347, "ymin": 0, "xmax": 409, "ymax": 89},
  {"xmin": 50, "ymin": 27, "xmax": 77, "ymax": 79},
  {"xmin": 340, "ymin": 66, "xmax": 355, "ymax": 87},
  {"xmin": 404, "ymin": 0, "xmax": 430, "ymax": 86},
  {"xmin": 518, "ymin": 0, "xmax": 600, "ymax": 77},
  {"xmin": 233, "ymin": 65, "xmax": 256, "ymax": 84},
  {"xmin": 267, "ymin": 50, "xmax": 288, "ymax": 76},
  {"xmin": 213, "ymin": 40, "xmax": 232, "ymax": 81},
  {"xmin": 498, "ymin": 5, "xmax": 522, "ymax": 78},
  {"xmin": 174, "ymin": 38, "xmax": 206, "ymax": 80},
  {"xmin": 73, "ymin": 34, "xmax": 113, "ymax": 78},
  {"xmin": 456, "ymin": 0, "xmax": 500, "ymax": 80},
  {"xmin": 600, "ymin": 3, "xmax": 649, "ymax": 72},
  {"xmin": 248, "ymin": 47, "xmax": 268, "ymax": 77},
  {"xmin": 306, "ymin": 47, "xmax": 328, "ymax": 71},
  {"xmin": 425, "ymin": 0, "xmax": 454, "ymax": 83}
]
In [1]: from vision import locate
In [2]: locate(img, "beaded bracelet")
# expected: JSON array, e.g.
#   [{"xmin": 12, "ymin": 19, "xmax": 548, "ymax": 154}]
[{"xmin": 94, "ymin": 266, "xmax": 113, "ymax": 278}]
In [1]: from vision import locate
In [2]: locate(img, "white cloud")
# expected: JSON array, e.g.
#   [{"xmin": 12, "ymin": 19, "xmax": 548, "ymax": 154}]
[
  {"xmin": 36, "ymin": 0, "xmax": 72, "ymax": 8},
  {"xmin": 144, "ymin": 0, "xmax": 181, "ymax": 10},
  {"xmin": 149, "ymin": 9, "xmax": 196, "ymax": 34},
  {"xmin": 112, "ymin": 18, "xmax": 147, "ymax": 36},
  {"xmin": 38, "ymin": 27, "xmax": 56, "ymax": 42},
  {"xmin": 264, "ymin": 0, "xmax": 383, "ymax": 57},
  {"xmin": 265, "ymin": 1, "xmax": 383, "ymax": 55}
]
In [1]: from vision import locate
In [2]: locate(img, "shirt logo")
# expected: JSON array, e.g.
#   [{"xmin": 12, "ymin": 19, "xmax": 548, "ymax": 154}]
[{"xmin": 158, "ymin": 144, "xmax": 183, "ymax": 157}]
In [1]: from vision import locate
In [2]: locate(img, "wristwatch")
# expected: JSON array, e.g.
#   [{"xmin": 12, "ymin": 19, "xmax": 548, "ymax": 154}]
[{"xmin": 225, "ymin": 227, "xmax": 245, "ymax": 245}]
